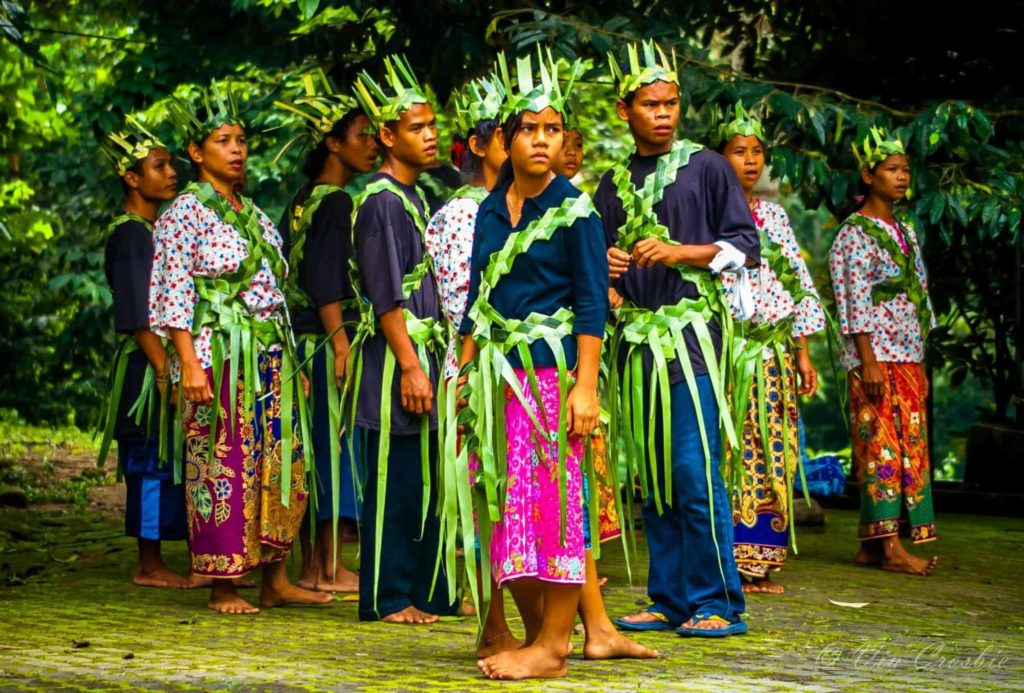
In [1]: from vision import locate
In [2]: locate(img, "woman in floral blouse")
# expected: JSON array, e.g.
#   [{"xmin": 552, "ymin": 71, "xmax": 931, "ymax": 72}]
[
  {"xmin": 718, "ymin": 104, "xmax": 826, "ymax": 594},
  {"xmin": 150, "ymin": 90, "xmax": 333, "ymax": 613},
  {"xmin": 828, "ymin": 129, "xmax": 938, "ymax": 576}
]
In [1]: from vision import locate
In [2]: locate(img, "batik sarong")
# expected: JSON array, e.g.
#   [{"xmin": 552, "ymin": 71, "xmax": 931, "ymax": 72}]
[
  {"xmin": 732, "ymin": 353, "xmax": 798, "ymax": 579},
  {"xmin": 849, "ymin": 361, "xmax": 936, "ymax": 543},
  {"xmin": 183, "ymin": 349, "xmax": 309, "ymax": 576},
  {"xmin": 490, "ymin": 367, "xmax": 585, "ymax": 586}
]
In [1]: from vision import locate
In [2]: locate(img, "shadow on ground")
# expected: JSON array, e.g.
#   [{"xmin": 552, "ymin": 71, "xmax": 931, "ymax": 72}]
[{"xmin": 0, "ymin": 507, "xmax": 1021, "ymax": 691}]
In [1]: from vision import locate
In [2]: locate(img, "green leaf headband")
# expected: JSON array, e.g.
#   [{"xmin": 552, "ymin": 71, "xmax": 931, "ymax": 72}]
[
  {"xmin": 852, "ymin": 126, "xmax": 906, "ymax": 170},
  {"xmin": 103, "ymin": 115, "xmax": 167, "ymax": 176},
  {"xmin": 716, "ymin": 101, "xmax": 766, "ymax": 147},
  {"xmin": 274, "ymin": 70, "xmax": 359, "ymax": 144},
  {"xmin": 166, "ymin": 80, "xmax": 246, "ymax": 144},
  {"xmin": 495, "ymin": 47, "xmax": 581, "ymax": 122},
  {"xmin": 352, "ymin": 54, "xmax": 429, "ymax": 129},
  {"xmin": 608, "ymin": 39, "xmax": 678, "ymax": 99},
  {"xmin": 451, "ymin": 74, "xmax": 505, "ymax": 136}
]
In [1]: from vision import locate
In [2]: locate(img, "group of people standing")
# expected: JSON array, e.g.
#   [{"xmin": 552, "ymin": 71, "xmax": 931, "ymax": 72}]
[{"xmin": 98, "ymin": 39, "xmax": 939, "ymax": 681}]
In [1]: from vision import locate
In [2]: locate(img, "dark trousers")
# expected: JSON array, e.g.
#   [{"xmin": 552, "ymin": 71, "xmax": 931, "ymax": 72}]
[
  {"xmin": 357, "ymin": 428, "xmax": 457, "ymax": 620},
  {"xmin": 642, "ymin": 376, "xmax": 745, "ymax": 624},
  {"xmin": 119, "ymin": 436, "xmax": 188, "ymax": 542}
]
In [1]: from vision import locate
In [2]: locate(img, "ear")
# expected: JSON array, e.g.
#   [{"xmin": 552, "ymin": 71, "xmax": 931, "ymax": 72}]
[
  {"xmin": 122, "ymin": 170, "xmax": 141, "ymax": 191},
  {"xmin": 494, "ymin": 127, "xmax": 506, "ymax": 152},
  {"xmin": 860, "ymin": 166, "xmax": 874, "ymax": 187},
  {"xmin": 468, "ymin": 133, "xmax": 487, "ymax": 159},
  {"xmin": 324, "ymin": 135, "xmax": 342, "ymax": 154},
  {"xmin": 615, "ymin": 99, "xmax": 631, "ymax": 123},
  {"xmin": 187, "ymin": 141, "xmax": 203, "ymax": 165},
  {"xmin": 378, "ymin": 125, "xmax": 397, "ymax": 149}
]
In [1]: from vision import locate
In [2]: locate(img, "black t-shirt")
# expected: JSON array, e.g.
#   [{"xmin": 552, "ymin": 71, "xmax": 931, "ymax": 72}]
[
  {"xmin": 279, "ymin": 183, "xmax": 356, "ymax": 336},
  {"xmin": 353, "ymin": 173, "xmax": 441, "ymax": 434},
  {"xmin": 103, "ymin": 218, "xmax": 155, "ymax": 440},
  {"xmin": 594, "ymin": 147, "xmax": 761, "ymax": 383}
]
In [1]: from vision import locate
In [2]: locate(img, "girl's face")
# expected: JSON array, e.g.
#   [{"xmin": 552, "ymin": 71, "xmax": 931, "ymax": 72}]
[
  {"xmin": 332, "ymin": 113, "xmax": 378, "ymax": 174},
  {"xmin": 552, "ymin": 129, "xmax": 584, "ymax": 178},
  {"xmin": 189, "ymin": 123, "xmax": 247, "ymax": 184},
  {"xmin": 469, "ymin": 128, "xmax": 508, "ymax": 177},
  {"xmin": 127, "ymin": 147, "xmax": 178, "ymax": 202},
  {"xmin": 863, "ymin": 154, "xmax": 911, "ymax": 203},
  {"xmin": 507, "ymin": 107, "xmax": 563, "ymax": 178},
  {"xmin": 722, "ymin": 134, "xmax": 765, "ymax": 194}
]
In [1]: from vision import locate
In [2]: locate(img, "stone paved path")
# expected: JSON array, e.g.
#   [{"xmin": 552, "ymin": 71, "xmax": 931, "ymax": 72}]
[{"xmin": 0, "ymin": 507, "xmax": 1021, "ymax": 691}]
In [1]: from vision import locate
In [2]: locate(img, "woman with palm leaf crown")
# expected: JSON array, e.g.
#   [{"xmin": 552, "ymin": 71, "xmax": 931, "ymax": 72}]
[
  {"xmin": 148, "ymin": 84, "xmax": 331, "ymax": 614},
  {"xmin": 454, "ymin": 49, "xmax": 609, "ymax": 680},
  {"xmin": 828, "ymin": 128, "xmax": 939, "ymax": 576},
  {"xmin": 275, "ymin": 73, "xmax": 378, "ymax": 595},
  {"xmin": 715, "ymin": 102, "xmax": 827, "ymax": 595},
  {"xmin": 596, "ymin": 41, "xmax": 759, "ymax": 637},
  {"xmin": 348, "ymin": 56, "xmax": 457, "ymax": 624}
]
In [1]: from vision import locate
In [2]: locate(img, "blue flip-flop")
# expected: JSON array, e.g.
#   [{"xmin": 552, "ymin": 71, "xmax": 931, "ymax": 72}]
[
  {"xmin": 676, "ymin": 613, "xmax": 748, "ymax": 638},
  {"xmin": 614, "ymin": 610, "xmax": 677, "ymax": 632}
]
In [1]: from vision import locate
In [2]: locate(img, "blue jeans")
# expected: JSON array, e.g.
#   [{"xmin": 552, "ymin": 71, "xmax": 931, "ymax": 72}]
[{"xmin": 642, "ymin": 376, "xmax": 745, "ymax": 624}]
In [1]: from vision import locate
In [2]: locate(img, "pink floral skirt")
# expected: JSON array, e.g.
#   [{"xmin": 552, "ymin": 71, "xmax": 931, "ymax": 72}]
[{"xmin": 490, "ymin": 367, "xmax": 585, "ymax": 586}]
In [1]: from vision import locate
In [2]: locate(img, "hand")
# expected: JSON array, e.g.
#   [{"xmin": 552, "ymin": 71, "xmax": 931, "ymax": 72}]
[
  {"xmin": 400, "ymin": 364, "xmax": 433, "ymax": 415},
  {"xmin": 608, "ymin": 287, "xmax": 624, "ymax": 309},
  {"xmin": 333, "ymin": 343, "xmax": 350, "ymax": 390},
  {"xmin": 155, "ymin": 371, "xmax": 168, "ymax": 398},
  {"xmin": 180, "ymin": 359, "xmax": 213, "ymax": 405},
  {"xmin": 632, "ymin": 238, "xmax": 677, "ymax": 269},
  {"xmin": 300, "ymin": 371, "xmax": 310, "ymax": 399},
  {"xmin": 857, "ymin": 361, "xmax": 885, "ymax": 401},
  {"xmin": 455, "ymin": 376, "xmax": 469, "ymax": 433},
  {"xmin": 565, "ymin": 383, "xmax": 599, "ymax": 439},
  {"xmin": 796, "ymin": 350, "xmax": 818, "ymax": 397},
  {"xmin": 607, "ymin": 247, "xmax": 631, "ymax": 280}
]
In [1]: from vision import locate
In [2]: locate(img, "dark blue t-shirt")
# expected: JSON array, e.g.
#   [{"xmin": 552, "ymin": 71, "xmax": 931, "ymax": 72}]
[
  {"xmin": 103, "ymin": 218, "xmax": 155, "ymax": 440},
  {"xmin": 460, "ymin": 175, "xmax": 609, "ymax": 370},
  {"xmin": 279, "ymin": 183, "xmax": 357, "ymax": 336},
  {"xmin": 594, "ymin": 147, "xmax": 760, "ymax": 382},
  {"xmin": 353, "ymin": 173, "xmax": 441, "ymax": 434}
]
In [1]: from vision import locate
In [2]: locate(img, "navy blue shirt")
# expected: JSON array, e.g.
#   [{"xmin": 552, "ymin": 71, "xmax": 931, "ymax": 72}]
[
  {"xmin": 279, "ymin": 183, "xmax": 357, "ymax": 336},
  {"xmin": 103, "ymin": 218, "xmax": 155, "ymax": 440},
  {"xmin": 460, "ymin": 175, "xmax": 609, "ymax": 370},
  {"xmin": 594, "ymin": 147, "xmax": 760, "ymax": 382},
  {"xmin": 353, "ymin": 173, "xmax": 441, "ymax": 434}
]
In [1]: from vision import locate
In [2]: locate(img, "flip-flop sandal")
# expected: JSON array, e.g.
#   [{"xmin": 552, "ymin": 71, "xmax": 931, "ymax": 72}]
[
  {"xmin": 614, "ymin": 610, "xmax": 677, "ymax": 632},
  {"xmin": 676, "ymin": 613, "xmax": 748, "ymax": 638}
]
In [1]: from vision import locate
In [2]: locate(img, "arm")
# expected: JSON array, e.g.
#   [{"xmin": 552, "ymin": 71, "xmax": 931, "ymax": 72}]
[
  {"xmin": 852, "ymin": 333, "xmax": 884, "ymax": 400},
  {"xmin": 317, "ymin": 301, "xmax": 351, "ymax": 389},
  {"xmin": 632, "ymin": 240, "xmax": 720, "ymax": 269},
  {"xmin": 379, "ymin": 307, "xmax": 432, "ymax": 415},
  {"xmin": 169, "ymin": 327, "xmax": 212, "ymax": 405},
  {"xmin": 133, "ymin": 330, "xmax": 169, "ymax": 394},
  {"xmin": 566, "ymin": 334, "xmax": 602, "ymax": 438},
  {"xmin": 793, "ymin": 335, "xmax": 818, "ymax": 397}
]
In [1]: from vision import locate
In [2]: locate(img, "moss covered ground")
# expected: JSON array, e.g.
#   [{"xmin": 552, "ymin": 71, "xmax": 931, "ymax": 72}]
[{"xmin": 0, "ymin": 506, "xmax": 1021, "ymax": 692}]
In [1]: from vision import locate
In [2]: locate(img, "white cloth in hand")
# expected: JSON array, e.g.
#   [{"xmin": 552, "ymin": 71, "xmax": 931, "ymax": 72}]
[{"xmin": 710, "ymin": 241, "xmax": 755, "ymax": 321}]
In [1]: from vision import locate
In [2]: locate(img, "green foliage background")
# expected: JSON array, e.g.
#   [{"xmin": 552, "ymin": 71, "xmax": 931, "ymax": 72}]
[{"xmin": 1, "ymin": 1, "xmax": 1021, "ymax": 477}]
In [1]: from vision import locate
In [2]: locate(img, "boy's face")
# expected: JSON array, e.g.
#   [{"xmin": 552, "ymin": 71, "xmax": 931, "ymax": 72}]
[
  {"xmin": 125, "ymin": 147, "xmax": 177, "ymax": 202},
  {"xmin": 616, "ymin": 80, "xmax": 680, "ymax": 151},
  {"xmin": 381, "ymin": 102, "xmax": 438, "ymax": 170}
]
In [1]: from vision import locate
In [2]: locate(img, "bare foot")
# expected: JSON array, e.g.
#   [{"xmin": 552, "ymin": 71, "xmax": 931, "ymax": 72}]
[
  {"xmin": 882, "ymin": 552, "xmax": 938, "ymax": 576},
  {"xmin": 460, "ymin": 596, "xmax": 478, "ymax": 617},
  {"xmin": 583, "ymin": 627, "xmax": 659, "ymax": 660},
  {"xmin": 208, "ymin": 586, "xmax": 260, "ymax": 615},
  {"xmin": 476, "ymin": 630, "xmax": 523, "ymax": 658},
  {"xmin": 381, "ymin": 605, "xmax": 438, "ymax": 624},
  {"xmin": 477, "ymin": 644, "xmax": 568, "ymax": 680},
  {"xmin": 743, "ymin": 576, "xmax": 785, "ymax": 594},
  {"xmin": 260, "ymin": 581, "xmax": 334, "ymax": 608},
  {"xmin": 296, "ymin": 575, "xmax": 318, "ymax": 590},
  {"xmin": 315, "ymin": 566, "xmax": 359, "ymax": 593},
  {"xmin": 133, "ymin": 564, "xmax": 191, "ymax": 589}
]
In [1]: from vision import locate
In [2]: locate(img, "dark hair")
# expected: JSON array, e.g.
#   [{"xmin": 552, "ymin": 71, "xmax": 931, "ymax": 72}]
[
  {"xmin": 301, "ymin": 108, "xmax": 366, "ymax": 181},
  {"xmin": 452, "ymin": 119, "xmax": 499, "ymax": 184},
  {"xmin": 119, "ymin": 160, "xmax": 143, "ymax": 194},
  {"xmin": 493, "ymin": 112, "xmax": 531, "ymax": 189},
  {"xmin": 835, "ymin": 162, "xmax": 883, "ymax": 220}
]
